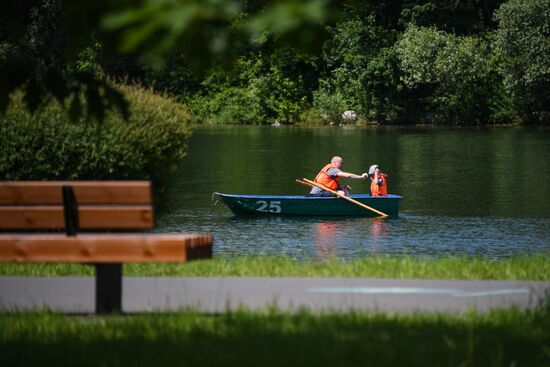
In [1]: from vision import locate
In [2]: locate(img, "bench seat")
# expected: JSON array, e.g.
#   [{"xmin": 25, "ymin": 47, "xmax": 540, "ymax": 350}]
[{"xmin": 0, "ymin": 233, "xmax": 212, "ymax": 263}]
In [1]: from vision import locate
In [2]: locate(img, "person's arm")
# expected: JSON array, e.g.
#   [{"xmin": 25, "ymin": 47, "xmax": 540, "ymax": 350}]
[{"xmin": 337, "ymin": 171, "xmax": 369, "ymax": 179}]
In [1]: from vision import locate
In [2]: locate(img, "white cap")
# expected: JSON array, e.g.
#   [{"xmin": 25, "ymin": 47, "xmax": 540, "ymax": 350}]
[{"xmin": 368, "ymin": 164, "xmax": 379, "ymax": 176}]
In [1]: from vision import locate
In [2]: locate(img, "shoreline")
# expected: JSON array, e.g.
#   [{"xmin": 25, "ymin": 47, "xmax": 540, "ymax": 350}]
[{"xmin": 191, "ymin": 120, "xmax": 550, "ymax": 129}]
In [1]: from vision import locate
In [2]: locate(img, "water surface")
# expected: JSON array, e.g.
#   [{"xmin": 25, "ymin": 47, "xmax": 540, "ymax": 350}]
[{"xmin": 156, "ymin": 125, "xmax": 550, "ymax": 260}]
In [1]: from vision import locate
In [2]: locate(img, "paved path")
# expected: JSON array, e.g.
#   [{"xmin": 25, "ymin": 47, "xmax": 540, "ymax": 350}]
[{"xmin": 1, "ymin": 277, "xmax": 548, "ymax": 313}]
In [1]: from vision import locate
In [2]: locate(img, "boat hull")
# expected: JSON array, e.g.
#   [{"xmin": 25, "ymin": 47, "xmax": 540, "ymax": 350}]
[{"xmin": 214, "ymin": 193, "xmax": 402, "ymax": 217}]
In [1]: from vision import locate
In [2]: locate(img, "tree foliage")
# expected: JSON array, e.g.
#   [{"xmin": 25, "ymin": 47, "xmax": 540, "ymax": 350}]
[
  {"xmin": 0, "ymin": 0, "xmax": 128, "ymax": 121},
  {"xmin": 314, "ymin": 16, "xmax": 407, "ymax": 123},
  {"xmin": 188, "ymin": 49, "xmax": 315, "ymax": 124},
  {"xmin": 0, "ymin": 0, "xmax": 335, "ymax": 121},
  {"xmin": 396, "ymin": 25, "xmax": 496, "ymax": 123},
  {"xmin": 1, "ymin": 0, "xmax": 549, "ymax": 125},
  {"xmin": 495, "ymin": 0, "xmax": 550, "ymax": 116}
]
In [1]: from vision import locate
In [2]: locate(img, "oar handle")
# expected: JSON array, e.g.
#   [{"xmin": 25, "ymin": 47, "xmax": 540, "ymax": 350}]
[
  {"xmin": 301, "ymin": 178, "xmax": 389, "ymax": 218},
  {"xmin": 295, "ymin": 179, "xmax": 312, "ymax": 188}
]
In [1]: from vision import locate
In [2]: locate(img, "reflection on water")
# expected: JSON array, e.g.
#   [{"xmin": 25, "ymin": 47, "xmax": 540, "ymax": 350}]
[
  {"xmin": 155, "ymin": 125, "xmax": 550, "ymax": 260},
  {"xmin": 315, "ymin": 221, "xmax": 339, "ymax": 260},
  {"xmin": 369, "ymin": 218, "xmax": 388, "ymax": 255},
  {"xmin": 314, "ymin": 218, "xmax": 389, "ymax": 259},
  {"xmin": 157, "ymin": 206, "xmax": 550, "ymax": 260}
]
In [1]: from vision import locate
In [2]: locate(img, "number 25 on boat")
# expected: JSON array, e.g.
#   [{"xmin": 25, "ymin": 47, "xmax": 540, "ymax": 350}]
[{"xmin": 256, "ymin": 200, "xmax": 281, "ymax": 213}]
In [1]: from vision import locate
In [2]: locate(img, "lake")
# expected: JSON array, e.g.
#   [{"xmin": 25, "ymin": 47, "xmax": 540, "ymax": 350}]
[{"xmin": 156, "ymin": 125, "xmax": 550, "ymax": 260}]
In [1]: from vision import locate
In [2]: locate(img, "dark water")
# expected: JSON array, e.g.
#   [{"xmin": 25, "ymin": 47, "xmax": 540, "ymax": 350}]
[{"xmin": 156, "ymin": 125, "xmax": 550, "ymax": 260}]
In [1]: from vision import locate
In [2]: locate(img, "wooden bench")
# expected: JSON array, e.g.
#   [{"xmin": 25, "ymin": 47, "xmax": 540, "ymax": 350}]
[{"xmin": 0, "ymin": 181, "xmax": 212, "ymax": 313}]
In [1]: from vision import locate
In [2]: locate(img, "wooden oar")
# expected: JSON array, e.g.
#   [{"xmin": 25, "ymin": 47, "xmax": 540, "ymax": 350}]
[{"xmin": 298, "ymin": 178, "xmax": 389, "ymax": 218}]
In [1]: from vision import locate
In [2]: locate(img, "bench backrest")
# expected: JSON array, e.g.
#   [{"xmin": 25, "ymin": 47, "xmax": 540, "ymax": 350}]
[{"xmin": 0, "ymin": 181, "xmax": 154, "ymax": 230}]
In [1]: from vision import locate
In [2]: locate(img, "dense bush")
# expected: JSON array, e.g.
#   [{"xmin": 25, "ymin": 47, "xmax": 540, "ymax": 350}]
[
  {"xmin": 395, "ymin": 25, "xmax": 520, "ymax": 124},
  {"xmin": 0, "ymin": 84, "xmax": 191, "ymax": 180},
  {"xmin": 312, "ymin": 80, "xmax": 348, "ymax": 123},
  {"xmin": 311, "ymin": 18, "xmax": 417, "ymax": 123},
  {"xmin": 314, "ymin": 16, "xmax": 402, "ymax": 123},
  {"xmin": 187, "ymin": 51, "xmax": 314, "ymax": 124},
  {"xmin": 187, "ymin": 59, "xmax": 265, "ymax": 124},
  {"xmin": 495, "ymin": 0, "xmax": 550, "ymax": 119}
]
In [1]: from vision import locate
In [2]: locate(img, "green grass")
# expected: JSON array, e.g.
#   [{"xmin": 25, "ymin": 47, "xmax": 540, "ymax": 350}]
[
  {"xmin": 2, "ymin": 256, "xmax": 549, "ymax": 366},
  {"xmin": 1, "ymin": 254, "xmax": 549, "ymax": 280},
  {"xmin": 1, "ymin": 307, "xmax": 549, "ymax": 366}
]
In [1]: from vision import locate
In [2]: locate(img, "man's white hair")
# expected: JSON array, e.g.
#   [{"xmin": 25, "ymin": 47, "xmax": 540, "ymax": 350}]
[{"xmin": 331, "ymin": 156, "xmax": 342, "ymax": 164}]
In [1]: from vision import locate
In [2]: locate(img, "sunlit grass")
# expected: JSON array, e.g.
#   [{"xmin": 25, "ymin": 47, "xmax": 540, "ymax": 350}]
[
  {"xmin": 1, "ymin": 254, "xmax": 549, "ymax": 280},
  {"xmin": 2, "ymin": 255, "xmax": 549, "ymax": 366},
  {"xmin": 0, "ymin": 307, "xmax": 549, "ymax": 367}
]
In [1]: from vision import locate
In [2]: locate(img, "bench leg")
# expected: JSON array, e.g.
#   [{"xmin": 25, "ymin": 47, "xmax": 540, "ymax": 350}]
[{"xmin": 95, "ymin": 264, "xmax": 122, "ymax": 314}]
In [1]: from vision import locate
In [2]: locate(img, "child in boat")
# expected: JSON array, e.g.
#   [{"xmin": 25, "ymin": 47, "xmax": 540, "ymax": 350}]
[{"xmin": 368, "ymin": 164, "xmax": 388, "ymax": 196}]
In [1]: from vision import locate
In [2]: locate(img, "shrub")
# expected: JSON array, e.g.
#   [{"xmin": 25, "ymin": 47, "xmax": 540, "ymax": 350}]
[
  {"xmin": 313, "ymin": 80, "xmax": 348, "ymax": 123},
  {"xmin": 188, "ymin": 53, "xmax": 311, "ymax": 125},
  {"xmin": 395, "ymin": 25, "xmax": 502, "ymax": 124},
  {"xmin": 495, "ymin": 0, "xmax": 550, "ymax": 118},
  {"xmin": 0, "ymin": 83, "xmax": 192, "ymax": 181},
  {"xmin": 188, "ymin": 85, "xmax": 266, "ymax": 125},
  {"xmin": 315, "ymin": 16, "xmax": 406, "ymax": 123}
]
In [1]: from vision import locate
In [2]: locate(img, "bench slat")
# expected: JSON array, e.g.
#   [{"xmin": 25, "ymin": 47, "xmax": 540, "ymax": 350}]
[
  {"xmin": 0, "ymin": 206, "xmax": 154, "ymax": 229},
  {"xmin": 0, "ymin": 181, "xmax": 152, "ymax": 205},
  {"xmin": 0, "ymin": 233, "xmax": 213, "ymax": 263}
]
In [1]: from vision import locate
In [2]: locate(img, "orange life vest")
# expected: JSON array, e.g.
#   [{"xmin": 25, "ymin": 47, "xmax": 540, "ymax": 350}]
[
  {"xmin": 314, "ymin": 163, "xmax": 341, "ymax": 190},
  {"xmin": 370, "ymin": 173, "xmax": 388, "ymax": 196}
]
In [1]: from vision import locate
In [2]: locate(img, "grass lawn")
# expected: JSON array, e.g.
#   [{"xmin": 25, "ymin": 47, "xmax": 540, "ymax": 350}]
[
  {"xmin": 2, "ymin": 255, "xmax": 549, "ymax": 366},
  {"xmin": 1, "ymin": 254, "xmax": 549, "ymax": 280},
  {"xmin": 1, "ymin": 308, "xmax": 549, "ymax": 367}
]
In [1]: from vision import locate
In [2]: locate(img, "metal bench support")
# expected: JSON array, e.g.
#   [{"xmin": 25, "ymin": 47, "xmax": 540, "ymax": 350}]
[
  {"xmin": 95, "ymin": 264, "xmax": 122, "ymax": 314},
  {"xmin": 62, "ymin": 186, "xmax": 79, "ymax": 236}
]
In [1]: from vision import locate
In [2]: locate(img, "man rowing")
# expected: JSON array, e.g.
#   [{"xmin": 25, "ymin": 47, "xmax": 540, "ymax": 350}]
[{"xmin": 309, "ymin": 156, "xmax": 369, "ymax": 197}]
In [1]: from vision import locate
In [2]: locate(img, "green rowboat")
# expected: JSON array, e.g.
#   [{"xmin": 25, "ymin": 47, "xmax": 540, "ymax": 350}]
[{"xmin": 214, "ymin": 193, "xmax": 402, "ymax": 217}]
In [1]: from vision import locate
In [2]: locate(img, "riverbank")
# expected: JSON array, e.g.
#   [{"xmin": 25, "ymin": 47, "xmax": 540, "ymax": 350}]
[
  {"xmin": 2, "ymin": 255, "xmax": 549, "ymax": 280},
  {"xmin": 1, "ymin": 307, "xmax": 548, "ymax": 366}
]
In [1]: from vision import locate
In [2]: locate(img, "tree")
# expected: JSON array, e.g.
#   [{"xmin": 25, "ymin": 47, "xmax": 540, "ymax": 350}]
[
  {"xmin": 0, "ymin": 0, "xmax": 336, "ymax": 121},
  {"xmin": 395, "ymin": 25, "xmax": 497, "ymax": 123},
  {"xmin": 314, "ymin": 15, "xmax": 406, "ymax": 123},
  {"xmin": 495, "ymin": 0, "xmax": 550, "ymax": 118},
  {"xmin": 0, "ymin": 0, "xmax": 128, "ymax": 121}
]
